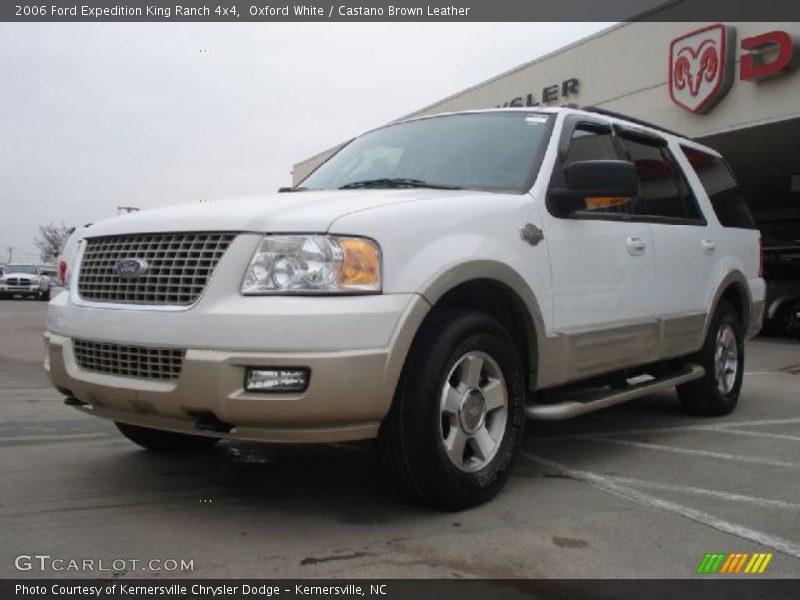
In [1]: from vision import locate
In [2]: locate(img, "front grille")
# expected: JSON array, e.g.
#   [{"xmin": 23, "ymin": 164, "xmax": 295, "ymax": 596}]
[
  {"xmin": 77, "ymin": 232, "xmax": 236, "ymax": 306},
  {"xmin": 73, "ymin": 339, "xmax": 184, "ymax": 380},
  {"xmin": 7, "ymin": 278, "xmax": 30, "ymax": 286}
]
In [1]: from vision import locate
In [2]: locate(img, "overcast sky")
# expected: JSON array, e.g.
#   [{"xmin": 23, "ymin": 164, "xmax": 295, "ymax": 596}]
[{"xmin": 0, "ymin": 22, "xmax": 612, "ymax": 262}]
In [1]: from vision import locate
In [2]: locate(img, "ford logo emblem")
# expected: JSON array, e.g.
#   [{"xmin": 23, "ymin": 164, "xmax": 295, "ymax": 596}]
[{"xmin": 112, "ymin": 258, "xmax": 148, "ymax": 279}]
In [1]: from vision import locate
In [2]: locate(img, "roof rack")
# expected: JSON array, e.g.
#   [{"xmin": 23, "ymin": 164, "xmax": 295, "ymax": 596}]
[{"xmin": 579, "ymin": 105, "xmax": 689, "ymax": 140}]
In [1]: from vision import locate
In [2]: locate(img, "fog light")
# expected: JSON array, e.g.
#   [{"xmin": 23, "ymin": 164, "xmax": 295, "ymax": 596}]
[{"xmin": 245, "ymin": 367, "xmax": 309, "ymax": 393}]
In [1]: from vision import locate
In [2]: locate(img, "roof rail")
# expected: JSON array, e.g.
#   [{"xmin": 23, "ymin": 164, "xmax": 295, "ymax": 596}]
[{"xmin": 580, "ymin": 105, "xmax": 689, "ymax": 139}]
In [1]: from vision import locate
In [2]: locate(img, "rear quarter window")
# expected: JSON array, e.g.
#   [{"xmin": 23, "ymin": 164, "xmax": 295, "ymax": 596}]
[{"xmin": 680, "ymin": 146, "xmax": 757, "ymax": 229}]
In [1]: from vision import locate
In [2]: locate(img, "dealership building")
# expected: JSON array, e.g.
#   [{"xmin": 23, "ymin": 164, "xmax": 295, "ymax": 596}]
[{"xmin": 292, "ymin": 18, "xmax": 800, "ymax": 232}]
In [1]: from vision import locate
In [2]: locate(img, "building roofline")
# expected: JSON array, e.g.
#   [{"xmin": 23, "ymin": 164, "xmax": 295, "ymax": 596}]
[
  {"xmin": 394, "ymin": 21, "xmax": 629, "ymax": 122},
  {"xmin": 292, "ymin": 23, "xmax": 628, "ymax": 169},
  {"xmin": 294, "ymin": 0, "xmax": 683, "ymax": 169}
]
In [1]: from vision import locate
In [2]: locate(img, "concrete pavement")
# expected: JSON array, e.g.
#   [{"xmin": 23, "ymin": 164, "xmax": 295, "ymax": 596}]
[{"xmin": 2, "ymin": 298, "xmax": 799, "ymax": 579}]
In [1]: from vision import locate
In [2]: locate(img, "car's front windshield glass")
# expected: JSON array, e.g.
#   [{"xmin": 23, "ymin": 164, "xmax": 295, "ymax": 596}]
[
  {"xmin": 300, "ymin": 112, "xmax": 552, "ymax": 193},
  {"xmin": 9, "ymin": 265, "xmax": 38, "ymax": 274}
]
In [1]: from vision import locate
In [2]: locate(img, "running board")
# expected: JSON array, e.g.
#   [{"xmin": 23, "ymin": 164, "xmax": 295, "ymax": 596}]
[{"xmin": 526, "ymin": 364, "xmax": 705, "ymax": 421}]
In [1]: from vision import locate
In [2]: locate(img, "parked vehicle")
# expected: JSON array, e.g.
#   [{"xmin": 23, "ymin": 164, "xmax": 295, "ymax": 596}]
[
  {"xmin": 0, "ymin": 264, "xmax": 51, "ymax": 300},
  {"xmin": 45, "ymin": 107, "xmax": 764, "ymax": 508},
  {"xmin": 785, "ymin": 301, "xmax": 800, "ymax": 339},
  {"xmin": 762, "ymin": 235, "xmax": 800, "ymax": 337},
  {"xmin": 39, "ymin": 265, "xmax": 59, "ymax": 287}
]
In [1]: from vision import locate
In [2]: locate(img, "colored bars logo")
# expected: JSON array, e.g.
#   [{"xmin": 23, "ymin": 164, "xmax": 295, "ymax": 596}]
[{"xmin": 696, "ymin": 552, "xmax": 773, "ymax": 574}]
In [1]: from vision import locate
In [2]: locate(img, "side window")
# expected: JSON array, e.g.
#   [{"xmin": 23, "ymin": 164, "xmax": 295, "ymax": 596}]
[
  {"xmin": 564, "ymin": 125, "xmax": 618, "ymax": 165},
  {"xmin": 562, "ymin": 123, "xmax": 634, "ymax": 215},
  {"xmin": 619, "ymin": 136, "xmax": 704, "ymax": 223},
  {"xmin": 680, "ymin": 146, "xmax": 757, "ymax": 229}
]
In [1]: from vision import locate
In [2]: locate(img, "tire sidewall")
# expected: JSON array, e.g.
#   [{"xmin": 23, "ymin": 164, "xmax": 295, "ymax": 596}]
[
  {"xmin": 702, "ymin": 304, "xmax": 745, "ymax": 410},
  {"xmin": 399, "ymin": 312, "xmax": 526, "ymax": 505}
]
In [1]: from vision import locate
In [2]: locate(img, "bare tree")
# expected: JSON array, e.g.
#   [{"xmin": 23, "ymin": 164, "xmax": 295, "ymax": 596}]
[{"xmin": 34, "ymin": 222, "xmax": 73, "ymax": 263}]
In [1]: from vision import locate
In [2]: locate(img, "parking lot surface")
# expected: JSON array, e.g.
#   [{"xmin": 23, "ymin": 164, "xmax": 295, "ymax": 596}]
[{"xmin": 2, "ymin": 298, "xmax": 799, "ymax": 579}]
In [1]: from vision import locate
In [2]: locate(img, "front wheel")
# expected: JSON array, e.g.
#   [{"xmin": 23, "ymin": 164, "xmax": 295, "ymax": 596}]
[
  {"xmin": 377, "ymin": 308, "xmax": 526, "ymax": 510},
  {"xmin": 677, "ymin": 301, "xmax": 744, "ymax": 416},
  {"xmin": 38, "ymin": 289, "xmax": 50, "ymax": 302},
  {"xmin": 115, "ymin": 422, "xmax": 219, "ymax": 453}
]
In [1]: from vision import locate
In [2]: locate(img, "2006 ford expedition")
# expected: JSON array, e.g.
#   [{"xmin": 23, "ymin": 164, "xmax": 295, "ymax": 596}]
[{"xmin": 46, "ymin": 107, "xmax": 764, "ymax": 509}]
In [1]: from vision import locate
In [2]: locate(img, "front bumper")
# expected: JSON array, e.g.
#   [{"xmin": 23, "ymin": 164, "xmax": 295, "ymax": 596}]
[
  {"xmin": 45, "ymin": 290, "xmax": 429, "ymax": 443},
  {"xmin": 1, "ymin": 285, "xmax": 39, "ymax": 295}
]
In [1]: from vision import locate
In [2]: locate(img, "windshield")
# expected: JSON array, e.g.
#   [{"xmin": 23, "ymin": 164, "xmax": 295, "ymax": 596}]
[
  {"xmin": 301, "ymin": 112, "xmax": 552, "ymax": 193},
  {"xmin": 8, "ymin": 265, "xmax": 39, "ymax": 275}
]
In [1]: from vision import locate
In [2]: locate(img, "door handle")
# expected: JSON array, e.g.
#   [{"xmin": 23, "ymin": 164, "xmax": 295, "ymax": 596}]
[
  {"xmin": 626, "ymin": 235, "xmax": 647, "ymax": 256},
  {"xmin": 702, "ymin": 239, "xmax": 717, "ymax": 253}
]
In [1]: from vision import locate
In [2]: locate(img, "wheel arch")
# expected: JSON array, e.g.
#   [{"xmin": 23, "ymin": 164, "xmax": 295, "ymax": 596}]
[
  {"xmin": 704, "ymin": 271, "xmax": 753, "ymax": 339},
  {"xmin": 415, "ymin": 261, "xmax": 544, "ymax": 392}
]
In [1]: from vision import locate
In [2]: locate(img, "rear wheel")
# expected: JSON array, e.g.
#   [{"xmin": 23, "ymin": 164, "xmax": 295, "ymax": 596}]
[
  {"xmin": 115, "ymin": 422, "xmax": 219, "ymax": 453},
  {"xmin": 377, "ymin": 308, "xmax": 526, "ymax": 510},
  {"xmin": 775, "ymin": 302, "xmax": 797, "ymax": 337},
  {"xmin": 677, "ymin": 301, "xmax": 744, "ymax": 416}
]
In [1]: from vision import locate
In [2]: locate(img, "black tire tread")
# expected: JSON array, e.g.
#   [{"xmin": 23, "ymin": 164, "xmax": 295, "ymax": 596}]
[
  {"xmin": 677, "ymin": 301, "xmax": 743, "ymax": 417},
  {"xmin": 377, "ymin": 308, "xmax": 525, "ymax": 510}
]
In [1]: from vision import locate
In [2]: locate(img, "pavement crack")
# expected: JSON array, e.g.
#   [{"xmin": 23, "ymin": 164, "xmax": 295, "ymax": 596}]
[{"xmin": 300, "ymin": 551, "xmax": 371, "ymax": 566}]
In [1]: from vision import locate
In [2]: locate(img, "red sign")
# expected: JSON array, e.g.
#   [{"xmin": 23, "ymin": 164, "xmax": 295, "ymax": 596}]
[
  {"xmin": 669, "ymin": 25, "xmax": 799, "ymax": 114},
  {"xmin": 669, "ymin": 24, "xmax": 736, "ymax": 115},
  {"xmin": 740, "ymin": 30, "xmax": 800, "ymax": 80}
]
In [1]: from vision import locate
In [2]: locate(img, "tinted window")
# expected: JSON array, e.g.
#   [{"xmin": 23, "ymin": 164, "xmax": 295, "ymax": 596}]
[
  {"xmin": 562, "ymin": 124, "xmax": 637, "ymax": 216},
  {"xmin": 301, "ymin": 112, "xmax": 552, "ymax": 193},
  {"xmin": 564, "ymin": 125, "xmax": 618, "ymax": 165},
  {"xmin": 620, "ymin": 136, "xmax": 703, "ymax": 222},
  {"xmin": 680, "ymin": 146, "xmax": 757, "ymax": 229}
]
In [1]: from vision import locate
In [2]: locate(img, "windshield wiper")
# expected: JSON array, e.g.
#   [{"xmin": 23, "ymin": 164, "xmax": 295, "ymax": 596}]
[
  {"xmin": 278, "ymin": 186, "xmax": 309, "ymax": 193},
  {"xmin": 339, "ymin": 178, "xmax": 462, "ymax": 190}
]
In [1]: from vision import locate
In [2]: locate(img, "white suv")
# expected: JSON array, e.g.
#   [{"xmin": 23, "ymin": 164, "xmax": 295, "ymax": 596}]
[{"xmin": 45, "ymin": 107, "xmax": 764, "ymax": 509}]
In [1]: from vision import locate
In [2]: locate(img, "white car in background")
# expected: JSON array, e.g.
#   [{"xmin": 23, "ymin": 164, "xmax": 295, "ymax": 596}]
[{"xmin": 0, "ymin": 264, "xmax": 51, "ymax": 300}]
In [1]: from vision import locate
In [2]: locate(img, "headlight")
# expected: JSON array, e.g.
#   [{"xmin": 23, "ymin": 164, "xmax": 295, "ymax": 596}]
[{"xmin": 241, "ymin": 235, "xmax": 381, "ymax": 295}]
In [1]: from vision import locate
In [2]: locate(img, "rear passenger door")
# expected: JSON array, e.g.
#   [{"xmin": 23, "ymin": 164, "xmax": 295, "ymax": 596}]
[{"xmin": 615, "ymin": 128, "xmax": 711, "ymax": 356}]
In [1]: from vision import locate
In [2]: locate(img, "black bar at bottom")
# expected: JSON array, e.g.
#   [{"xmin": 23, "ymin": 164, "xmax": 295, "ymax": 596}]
[{"xmin": 2, "ymin": 579, "xmax": 799, "ymax": 600}]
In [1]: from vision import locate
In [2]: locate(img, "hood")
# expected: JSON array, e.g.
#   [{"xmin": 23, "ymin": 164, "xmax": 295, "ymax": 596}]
[
  {"xmin": 3, "ymin": 271, "xmax": 41, "ymax": 279},
  {"xmin": 83, "ymin": 189, "xmax": 485, "ymax": 238}
]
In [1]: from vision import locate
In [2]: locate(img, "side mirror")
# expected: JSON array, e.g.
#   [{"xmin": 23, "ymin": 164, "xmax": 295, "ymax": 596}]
[{"xmin": 548, "ymin": 160, "xmax": 639, "ymax": 218}]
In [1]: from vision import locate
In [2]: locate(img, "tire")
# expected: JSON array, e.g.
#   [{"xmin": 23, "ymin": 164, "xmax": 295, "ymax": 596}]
[
  {"xmin": 115, "ymin": 422, "xmax": 219, "ymax": 453},
  {"xmin": 677, "ymin": 301, "xmax": 744, "ymax": 416},
  {"xmin": 39, "ymin": 289, "xmax": 51, "ymax": 302},
  {"xmin": 377, "ymin": 308, "xmax": 526, "ymax": 510},
  {"xmin": 775, "ymin": 303, "xmax": 796, "ymax": 337}
]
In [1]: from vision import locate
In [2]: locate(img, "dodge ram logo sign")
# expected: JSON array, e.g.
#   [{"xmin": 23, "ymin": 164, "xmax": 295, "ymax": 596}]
[
  {"xmin": 669, "ymin": 24, "xmax": 736, "ymax": 114},
  {"xmin": 112, "ymin": 258, "xmax": 148, "ymax": 279}
]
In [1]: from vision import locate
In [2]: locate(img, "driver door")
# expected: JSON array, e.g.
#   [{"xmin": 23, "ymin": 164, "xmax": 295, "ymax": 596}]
[{"xmin": 539, "ymin": 117, "xmax": 657, "ymax": 377}]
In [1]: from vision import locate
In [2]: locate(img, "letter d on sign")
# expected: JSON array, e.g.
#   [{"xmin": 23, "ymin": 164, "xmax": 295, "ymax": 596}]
[{"xmin": 740, "ymin": 31, "xmax": 800, "ymax": 80}]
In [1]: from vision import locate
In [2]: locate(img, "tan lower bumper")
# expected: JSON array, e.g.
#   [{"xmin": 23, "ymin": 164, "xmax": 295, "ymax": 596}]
[
  {"xmin": 747, "ymin": 299, "xmax": 765, "ymax": 339},
  {"xmin": 45, "ymin": 333, "xmax": 402, "ymax": 443}
]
